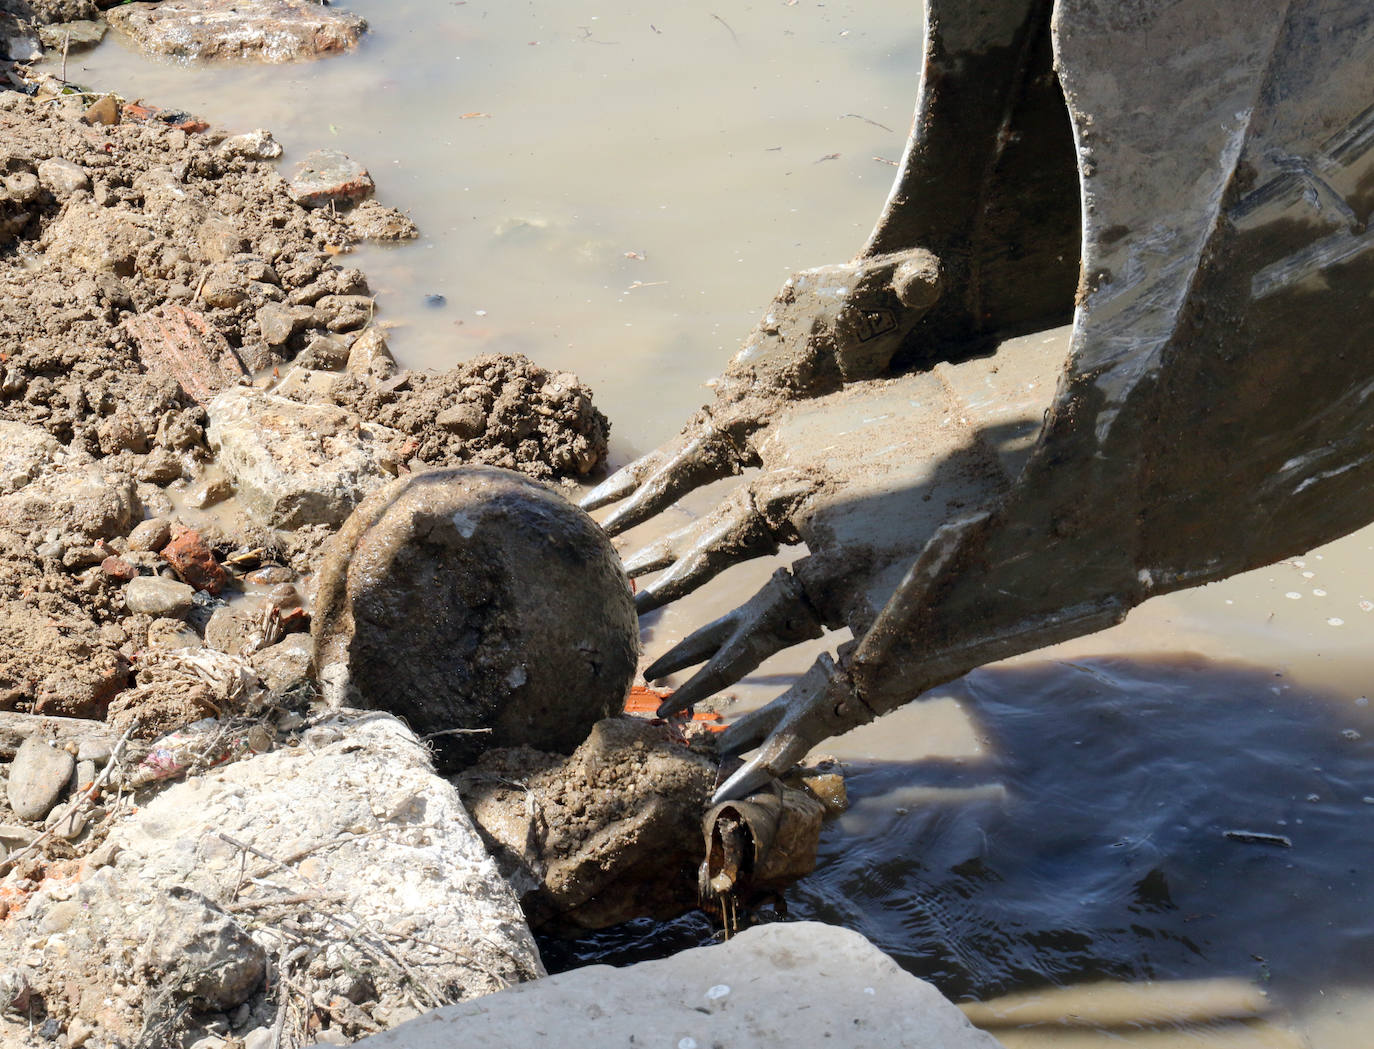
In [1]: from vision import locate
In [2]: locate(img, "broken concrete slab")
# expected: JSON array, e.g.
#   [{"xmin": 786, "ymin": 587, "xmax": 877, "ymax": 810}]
[
  {"xmin": 206, "ymin": 386, "xmax": 404, "ymax": 528},
  {"xmin": 0, "ymin": 712, "xmax": 542, "ymax": 1046},
  {"xmin": 349, "ymin": 921, "xmax": 1005, "ymax": 1049},
  {"xmin": 105, "ymin": 0, "xmax": 367, "ymax": 64}
]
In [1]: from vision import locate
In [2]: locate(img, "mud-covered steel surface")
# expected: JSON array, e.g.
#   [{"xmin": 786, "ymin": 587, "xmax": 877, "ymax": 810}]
[
  {"xmin": 312, "ymin": 467, "xmax": 638, "ymax": 770},
  {"xmin": 602, "ymin": 0, "xmax": 1374, "ymax": 807},
  {"xmin": 899, "ymin": 0, "xmax": 1374, "ymax": 702}
]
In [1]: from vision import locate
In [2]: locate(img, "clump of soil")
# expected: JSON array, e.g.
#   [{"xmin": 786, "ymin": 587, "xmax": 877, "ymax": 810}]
[
  {"xmin": 295, "ymin": 355, "xmax": 611, "ymax": 480},
  {"xmin": 457, "ymin": 718, "xmax": 718, "ymax": 933},
  {"xmin": 0, "ymin": 75, "xmax": 613, "ymax": 721}
]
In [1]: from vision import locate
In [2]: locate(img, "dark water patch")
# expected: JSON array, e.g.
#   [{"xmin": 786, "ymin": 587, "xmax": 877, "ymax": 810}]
[
  {"xmin": 537, "ymin": 911, "xmax": 718, "ymax": 972},
  {"xmin": 540, "ymin": 652, "xmax": 1373, "ymax": 1018},
  {"xmin": 788, "ymin": 654, "xmax": 1374, "ymax": 1007}
]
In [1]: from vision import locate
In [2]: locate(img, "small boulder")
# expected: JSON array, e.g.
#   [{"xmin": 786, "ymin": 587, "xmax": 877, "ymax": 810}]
[
  {"xmin": 125, "ymin": 576, "xmax": 195, "ymax": 618},
  {"xmin": 127, "ymin": 517, "xmax": 172, "ymax": 553},
  {"xmin": 207, "ymin": 386, "xmax": 404, "ymax": 528},
  {"xmin": 255, "ymin": 301, "xmax": 314, "ymax": 347},
  {"xmin": 161, "ymin": 527, "xmax": 227, "ymax": 594},
  {"xmin": 7, "ymin": 737, "xmax": 76, "ymax": 822},
  {"xmin": 312, "ymin": 467, "xmax": 638, "ymax": 771},
  {"xmin": 313, "ymin": 293, "xmax": 375, "ymax": 332},
  {"xmin": 345, "ymin": 328, "xmax": 395, "ymax": 381},
  {"xmin": 289, "ymin": 149, "xmax": 374, "ymax": 209}
]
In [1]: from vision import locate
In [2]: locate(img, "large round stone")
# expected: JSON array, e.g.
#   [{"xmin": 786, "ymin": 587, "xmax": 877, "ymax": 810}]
[{"xmin": 312, "ymin": 467, "xmax": 637, "ymax": 771}]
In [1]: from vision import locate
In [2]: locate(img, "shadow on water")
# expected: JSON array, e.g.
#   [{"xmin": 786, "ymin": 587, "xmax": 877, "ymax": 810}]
[{"xmin": 541, "ymin": 653, "xmax": 1374, "ymax": 1014}]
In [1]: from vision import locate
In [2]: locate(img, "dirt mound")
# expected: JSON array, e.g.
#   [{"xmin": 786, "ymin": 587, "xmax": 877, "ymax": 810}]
[{"xmin": 286, "ymin": 354, "xmax": 611, "ymax": 481}]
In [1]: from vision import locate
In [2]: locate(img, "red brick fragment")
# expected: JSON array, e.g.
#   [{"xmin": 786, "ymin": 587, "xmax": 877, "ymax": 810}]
[
  {"xmin": 161, "ymin": 527, "xmax": 227, "ymax": 594},
  {"xmin": 124, "ymin": 305, "xmax": 249, "ymax": 406},
  {"xmin": 100, "ymin": 556, "xmax": 138, "ymax": 582}
]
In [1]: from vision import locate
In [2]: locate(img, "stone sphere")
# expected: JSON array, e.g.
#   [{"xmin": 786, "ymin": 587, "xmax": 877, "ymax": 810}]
[{"xmin": 312, "ymin": 467, "xmax": 638, "ymax": 771}]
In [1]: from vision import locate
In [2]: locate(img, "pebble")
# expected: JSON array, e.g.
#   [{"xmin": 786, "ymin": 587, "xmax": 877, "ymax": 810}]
[
  {"xmin": 125, "ymin": 575, "xmax": 196, "ymax": 617},
  {"xmin": 245, "ymin": 565, "xmax": 295, "ymax": 585},
  {"xmin": 77, "ymin": 739, "xmax": 113, "ymax": 767},
  {"xmin": 267, "ymin": 582, "xmax": 301, "ymax": 608},
  {"xmin": 162, "ymin": 527, "xmax": 228, "ymax": 594},
  {"xmin": 65, "ymin": 1016, "xmax": 94, "ymax": 1048},
  {"xmin": 190, "ymin": 476, "xmax": 234, "ymax": 509},
  {"xmin": 7, "ymin": 737, "xmax": 76, "ymax": 821},
  {"xmin": 128, "ymin": 517, "xmax": 173, "ymax": 552},
  {"xmin": 101, "ymin": 554, "xmax": 138, "ymax": 582},
  {"xmin": 43, "ymin": 803, "xmax": 86, "ymax": 841},
  {"xmin": 82, "ymin": 94, "xmax": 119, "ymax": 127}
]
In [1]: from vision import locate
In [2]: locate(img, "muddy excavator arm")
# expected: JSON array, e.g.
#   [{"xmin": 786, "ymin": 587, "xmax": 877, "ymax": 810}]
[{"xmin": 585, "ymin": 0, "xmax": 1374, "ymax": 802}]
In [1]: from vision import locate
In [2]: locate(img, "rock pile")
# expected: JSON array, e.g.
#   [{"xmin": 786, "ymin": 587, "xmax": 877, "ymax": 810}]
[
  {"xmin": 1, "ymin": 713, "xmax": 543, "ymax": 1048},
  {"xmin": 0, "ymin": 71, "xmax": 627, "ymax": 1049}
]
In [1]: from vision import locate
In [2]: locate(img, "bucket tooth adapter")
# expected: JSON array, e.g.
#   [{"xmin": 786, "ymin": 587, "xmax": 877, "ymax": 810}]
[{"xmin": 584, "ymin": 0, "xmax": 1374, "ymax": 802}]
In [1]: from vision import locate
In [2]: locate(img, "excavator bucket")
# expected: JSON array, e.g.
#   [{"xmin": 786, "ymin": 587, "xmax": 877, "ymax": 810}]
[{"xmin": 585, "ymin": 0, "xmax": 1374, "ymax": 800}]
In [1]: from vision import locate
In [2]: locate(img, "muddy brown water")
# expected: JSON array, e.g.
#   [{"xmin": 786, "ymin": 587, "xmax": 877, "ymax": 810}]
[{"xmin": 46, "ymin": 4, "xmax": 1374, "ymax": 1045}]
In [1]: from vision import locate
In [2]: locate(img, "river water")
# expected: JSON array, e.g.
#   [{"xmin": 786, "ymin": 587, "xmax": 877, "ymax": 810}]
[{"xmin": 47, "ymin": 4, "xmax": 1373, "ymax": 1045}]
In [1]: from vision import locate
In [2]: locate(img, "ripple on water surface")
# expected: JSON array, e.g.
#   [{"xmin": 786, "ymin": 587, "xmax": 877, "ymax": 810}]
[{"xmin": 791, "ymin": 655, "xmax": 1373, "ymax": 1009}]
